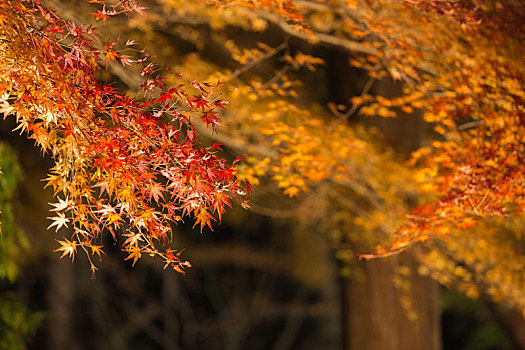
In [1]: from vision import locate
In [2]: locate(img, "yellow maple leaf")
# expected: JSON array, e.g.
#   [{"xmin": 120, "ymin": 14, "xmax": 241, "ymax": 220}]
[
  {"xmin": 284, "ymin": 186, "xmax": 299, "ymax": 197},
  {"xmin": 47, "ymin": 212, "xmax": 70, "ymax": 232},
  {"xmin": 54, "ymin": 239, "xmax": 77, "ymax": 260}
]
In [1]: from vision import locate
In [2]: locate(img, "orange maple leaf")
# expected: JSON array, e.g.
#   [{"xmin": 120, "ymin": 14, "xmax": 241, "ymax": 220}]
[
  {"xmin": 124, "ymin": 246, "xmax": 142, "ymax": 267},
  {"xmin": 104, "ymin": 50, "xmax": 119, "ymax": 68},
  {"xmin": 193, "ymin": 207, "xmax": 215, "ymax": 233},
  {"xmin": 89, "ymin": 244, "xmax": 105, "ymax": 257}
]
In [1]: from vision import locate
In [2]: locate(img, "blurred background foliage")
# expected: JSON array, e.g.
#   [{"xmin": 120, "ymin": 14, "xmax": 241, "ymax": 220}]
[{"xmin": 0, "ymin": 143, "xmax": 44, "ymax": 349}]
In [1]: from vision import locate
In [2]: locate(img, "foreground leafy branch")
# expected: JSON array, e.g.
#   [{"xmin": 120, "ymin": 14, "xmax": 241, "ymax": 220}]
[{"xmin": 0, "ymin": 0, "xmax": 248, "ymax": 274}]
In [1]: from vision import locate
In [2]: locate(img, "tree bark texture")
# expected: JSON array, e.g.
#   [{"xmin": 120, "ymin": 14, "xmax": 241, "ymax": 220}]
[
  {"xmin": 47, "ymin": 257, "xmax": 76, "ymax": 350},
  {"xmin": 342, "ymin": 253, "xmax": 441, "ymax": 350}
]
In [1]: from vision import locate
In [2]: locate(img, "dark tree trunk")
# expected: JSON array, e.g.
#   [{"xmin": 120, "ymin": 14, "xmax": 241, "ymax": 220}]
[
  {"xmin": 341, "ymin": 253, "xmax": 441, "ymax": 350},
  {"xmin": 327, "ymin": 51, "xmax": 441, "ymax": 350},
  {"xmin": 47, "ymin": 257, "xmax": 76, "ymax": 349}
]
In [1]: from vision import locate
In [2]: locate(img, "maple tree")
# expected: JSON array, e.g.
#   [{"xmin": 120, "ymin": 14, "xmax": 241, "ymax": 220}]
[
  {"xmin": 0, "ymin": 0, "xmax": 248, "ymax": 275},
  {"xmin": 92, "ymin": 0, "xmax": 525, "ymax": 314},
  {"xmin": 185, "ymin": 0, "xmax": 525, "ymax": 250},
  {"xmin": 220, "ymin": 0, "xmax": 524, "ymax": 303},
  {"xmin": 2, "ymin": 0, "xmax": 524, "ymax": 347},
  {"xmin": 2, "ymin": 0, "xmax": 525, "ymax": 319}
]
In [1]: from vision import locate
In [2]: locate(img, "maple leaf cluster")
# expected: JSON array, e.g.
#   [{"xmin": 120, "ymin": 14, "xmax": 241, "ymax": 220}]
[
  {"xmin": 0, "ymin": 0, "xmax": 247, "ymax": 274},
  {"xmin": 353, "ymin": 0, "xmax": 525, "ymax": 253},
  {"xmin": 208, "ymin": 0, "xmax": 305, "ymax": 24}
]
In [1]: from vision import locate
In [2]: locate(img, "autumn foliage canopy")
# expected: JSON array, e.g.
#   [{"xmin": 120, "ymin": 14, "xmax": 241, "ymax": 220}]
[{"xmin": 0, "ymin": 0, "xmax": 524, "ymax": 310}]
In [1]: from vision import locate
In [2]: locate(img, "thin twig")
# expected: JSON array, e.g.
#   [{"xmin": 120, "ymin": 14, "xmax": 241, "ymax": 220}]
[
  {"xmin": 343, "ymin": 75, "xmax": 376, "ymax": 119},
  {"xmin": 458, "ymin": 120, "xmax": 485, "ymax": 130},
  {"xmin": 226, "ymin": 41, "xmax": 288, "ymax": 82}
]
